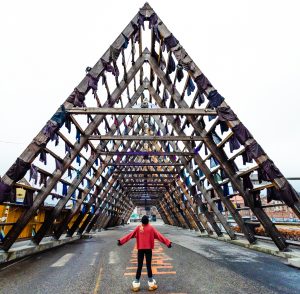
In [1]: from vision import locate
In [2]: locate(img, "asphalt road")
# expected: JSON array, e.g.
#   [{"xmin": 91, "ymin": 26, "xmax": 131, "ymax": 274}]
[{"xmin": 0, "ymin": 223, "xmax": 299, "ymax": 294}]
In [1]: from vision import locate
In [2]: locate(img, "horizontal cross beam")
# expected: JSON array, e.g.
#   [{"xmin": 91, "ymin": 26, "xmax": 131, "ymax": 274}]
[
  {"xmin": 118, "ymin": 171, "xmax": 177, "ymax": 175},
  {"xmin": 98, "ymin": 151, "xmax": 194, "ymax": 156},
  {"xmin": 108, "ymin": 162, "xmax": 183, "ymax": 167},
  {"xmin": 89, "ymin": 135, "xmax": 204, "ymax": 141},
  {"xmin": 68, "ymin": 107, "xmax": 217, "ymax": 116}
]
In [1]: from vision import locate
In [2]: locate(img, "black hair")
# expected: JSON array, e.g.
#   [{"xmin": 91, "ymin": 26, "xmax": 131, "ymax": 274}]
[{"xmin": 141, "ymin": 215, "xmax": 149, "ymax": 225}]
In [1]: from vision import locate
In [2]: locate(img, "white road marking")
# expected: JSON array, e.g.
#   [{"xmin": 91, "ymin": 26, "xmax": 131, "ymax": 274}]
[
  {"xmin": 50, "ymin": 253, "xmax": 75, "ymax": 267},
  {"xmin": 90, "ymin": 252, "xmax": 99, "ymax": 266},
  {"xmin": 108, "ymin": 251, "xmax": 119, "ymax": 264}
]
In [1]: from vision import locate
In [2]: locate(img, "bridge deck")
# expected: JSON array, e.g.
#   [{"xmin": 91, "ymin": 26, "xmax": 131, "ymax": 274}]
[{"xmin": 0, "ymin": 222, "xmax": 299, "ymax": 294}]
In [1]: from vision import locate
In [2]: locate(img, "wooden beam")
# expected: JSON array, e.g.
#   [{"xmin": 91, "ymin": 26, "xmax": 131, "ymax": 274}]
[
  {"xmin": 97, "ymin": 151, "xmax": 194, "ymax": 156},
  {"xmin": 68, "ymin": 107, "xmax": 217, "ymax": 116},
  {"xmin": 89, "ymin": 135, "xmax": 204, "ymax": 141},
  {"xmin": 108, "ymin": 162, "xmax": 183, "ymax": 167},
  {"xmin": 118, "ymin": 170, "xmax": 177, "ymax": 175}
]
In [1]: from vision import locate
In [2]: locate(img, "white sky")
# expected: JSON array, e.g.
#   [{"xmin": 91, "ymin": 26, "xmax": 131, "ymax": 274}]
[{"xmin": 0, "ymin": 0, "xmax": 299, "ymax": 188}]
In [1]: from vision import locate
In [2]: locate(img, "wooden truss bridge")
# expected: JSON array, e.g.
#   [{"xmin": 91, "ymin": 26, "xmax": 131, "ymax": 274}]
[{"xmin": 0, "ymin": 2, "xmax": 299, "ymax": 254}]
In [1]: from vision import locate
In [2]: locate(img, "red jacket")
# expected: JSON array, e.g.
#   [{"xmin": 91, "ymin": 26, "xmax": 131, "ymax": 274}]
[{"xmin": 118, "ymin": 224, "xmax": 171, "ymax": 249}]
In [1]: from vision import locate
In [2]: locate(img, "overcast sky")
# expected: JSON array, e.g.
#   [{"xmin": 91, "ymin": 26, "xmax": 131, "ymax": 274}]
[{"xmin": 0, "ymin": 0, "xmax": 299, "ymax": 188}]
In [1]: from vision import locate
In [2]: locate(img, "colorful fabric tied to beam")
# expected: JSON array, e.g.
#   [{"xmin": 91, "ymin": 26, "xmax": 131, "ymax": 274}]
[
  {"xmin": 232, "ymin": 123, "xmax": 253, "ymax": 145},
  {"xmin": 68, "ymin": 168, "xmax": 72, "ymax": 179},
  {"xmin": 194, "ymin": 73, "xmax": 212, "ymax": 94},
  {"xmin": 42, "ymin": 121, "xmax": 58, "ymax": 142},
  {"xmin": 176, "ymin": 65, "xmax": 184, "ymax": 82},
  {"xmin": 223, "ymin": 183, "xmax": 230, "ymax": 197},
  {"xmin": 0, "ymin": 181, "xmax": 12, "ymax": 203},
  {"xmin": 212, "ymin": 132, "xmax": 222, "ymax": 144},
  {"xmin": 67, "ymin": 88, "xmax": 85, "ymax": 107},
  {"xmin": 185, "ymin": 176, "xmax": 191, "ymax": 187},
  {"xmin": 62, "ymin": 183, "xmax": 68, "ymax": 196},
  {"xmin": 76, "ymin": 128, "xmax": 81, "ymax": 143},
  {"xmin": 51, "ymin": 105, "xmax": 66, "ymax": 127},
  {"xmin": 187, "ymin": 77, "xmax": 195, "ymax": 96},
  {"xmin": 267, "ymin": 181, "xmax": 298, "ymax": 207},
  {"xmin": 219, "ymin": 121, "xmax": 229, "ymax": 134},
  {"xmin": 207, "ymin": 90, "xmax": 225, "ymax": 108},
  {"xmin": 65, "ymin": 142, "xmax": 71, "ymax": 156},
  {"xmin": 76, "ymin": 155, "xmax": 81, "ymax": 166},
  {"xmin": 87, "ymin": 73, "xmax": 99, "ymax": 92},
  {"xmin": 196, "ymin": 93, "xmax": 205, "ymax": 106},
  {"xmin": 55, "ymin": 159, "xmax": 63, "ymax": 172},
  {"xmin": 6, "ymin": 158, "xmax": 30, "ymax": 182},
  {"xmin": 29, "ymin": 164, "xmax": 38, "ymax": 184},
  {"xmin": 167, "ymin": 55, "xmax": 176, "ymax": 75},
  {"xmin": 101, "ymin": 59, "xmax": 119, "ymax": 77},
  {"xmin": 164, "ymin": 34, "xmax": 178, "ymax": 51},
  {"xmin": 122, "ymin": 33, "xmax": 129, "ymax": 49},
  {"xmin": 216, "ymin": 107, "xmax": 238, "ymax": 121},
  {"xmin": 229, "ymin": 135, "xmax": 241, "ymax": 153},
  {"xmin": 210, "ymin": 157, "xmax": 219, "ymax": 168},
  {"xmin": 217, "ymin": 200, "xmax": 224, "ymax": 212},
  {"xmin": 39, "ymin": 150, "xmax": 47, "ymax": 165}
]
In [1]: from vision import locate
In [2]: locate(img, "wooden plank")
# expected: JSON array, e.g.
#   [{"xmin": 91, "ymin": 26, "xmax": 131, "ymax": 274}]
[
  {"xmin": 68, "ymin": 107, "xmax": 217, "ymax": 116},
  {"xmin": 89, "ymin": 135, "xmax": 205, "ymax": 141}
]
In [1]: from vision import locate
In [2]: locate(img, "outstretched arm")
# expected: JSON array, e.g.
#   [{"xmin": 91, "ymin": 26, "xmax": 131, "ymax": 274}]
[
  {"xmin": 118, "ymin": 226, "xmax": 138, "ymax": 246},
  {"xmin": 153, "ymin": 228, "xmax": 171, "ymax": 247}
]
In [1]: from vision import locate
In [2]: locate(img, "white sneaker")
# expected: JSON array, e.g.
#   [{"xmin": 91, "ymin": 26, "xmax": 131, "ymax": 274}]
[
  {"xmin": 148, "ymin": 279, "xmax": 158, "ymax": 291},
  {"xmin": 132, "ymin": 281, "xmax": 140, "ymax": 292}
]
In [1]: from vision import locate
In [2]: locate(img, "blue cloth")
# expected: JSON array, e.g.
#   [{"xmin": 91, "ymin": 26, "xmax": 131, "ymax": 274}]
[
  {"xmin": 76, "ymin": 155, "xmax": 81, "ymax": 166},
  {"xmin": 51, "ymin": 105, "xmax": 66, "ymax": 127},
  {"xmin": 76, "ymin": 128, "xmax": 81, "ymax": 143},
  {"xmin": 210, "ymin": 157, "xmax": 219, "ymax": 168},
  {"xmin": 207, "ymin": 90, "xmax": 224, "ymax": 108},
  {"xmin": 187, "ymin": 77, "xmax": 195, "ymax": 96},
  {"xmin": 223, "ymin": 183, "xmax": 230, "ymax": 197},
  {"xmin": 62, "ymin": 183, "xmax": 68, "ymax": 196}
]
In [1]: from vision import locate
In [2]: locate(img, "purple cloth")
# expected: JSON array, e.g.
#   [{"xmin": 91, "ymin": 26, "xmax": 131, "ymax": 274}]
[
  {"xmin": 101, "ymin": 59, "xmax": 118, "ymax": 76},
  {"xmin": 55, "ymin": 159, "xmax": 63, "ymax": 171},
  {"xmin": 176, "ymin": 65, "xmax": 184, "ymax": 82},
  {"xmin": 232, "ymin": 123, "xmax": 253, "ymax": 145},
  {"xmin": 207, "ymin": 90, "xmax": 224, "ymax": 108},
  {"xmin": 0, "ymin": 181, "xmax": 11, "ymax": 203},
  {"xmin": 246, "ymin": 142, "xmax": 265, "ymax": 161},
  {"xmin": 217, "ymin": 107, "xmax": 238, "ymax": 121},
  {"xmin": 137, "ymin": 13, "xmax": 146, "ymax": 30},
  {"xmin": 194, "ymin": 74, "xmax": 212, "ymax": 94},
  {"xmin": 29, "ymin": 164, "xmax": 38, "ymax": 185},
  {"xmin": 149, "ymin": 13, "xmax": 158, "ymax": 29},
  {"xmin": 267, "ymin": 181, "xmax": 298, "ymax": 207},
  {"xmin": 6, "ymin": 158, "xmax": 31, "ymax": 182},
  {"xmin": 39, "ymin": 150, "xmax": 47, "ymax": 165},
  {"xmin": 260, "ymin": 159, "xmax": 283, "ymax": 181},
  {"xmin": 241, "ymin": 174, "xmax": 253, "ymax": 190},
  {"xmin": 229, "ymin": 135, "xmax": 241, "ymax": 152},
  {"xmin": 42, "ymin": 121, "xmax": 58, "ymax": 141},
  {"xmin": 242, "ymin": 151, "xmax": 252, "ymax": 165},
  {"xmin": 164, "ymin": 34, "xmax": 178, "ymax": 51},
  {"xmin": 167, "ymin": 55, "xmax": 176, "ymax": 75},
  {"xmin": 87, "ymin": 74, "xmax": 99, "ymax": 92},
  {"xmin": 219, "ymin": 121, "xmax": 229, "ymax": 134},
  {"xmin": 67, "ymin": 88, "xmax": 85, "ymax": 107},
  {"xmin": 39, "ymin": 172, "xmax": 47, "ymax": 187}
]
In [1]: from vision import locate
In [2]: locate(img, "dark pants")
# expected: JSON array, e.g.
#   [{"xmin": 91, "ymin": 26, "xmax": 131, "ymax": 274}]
[{"xmin": 136, "ymin": 249, "xmax": 152, "ymax": 280}]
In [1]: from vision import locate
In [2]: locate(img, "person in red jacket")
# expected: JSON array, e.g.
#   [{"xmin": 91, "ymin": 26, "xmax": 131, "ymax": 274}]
[{"xmin": 118, "ymin": 215, "xmax": 172, "ymax": 292}]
